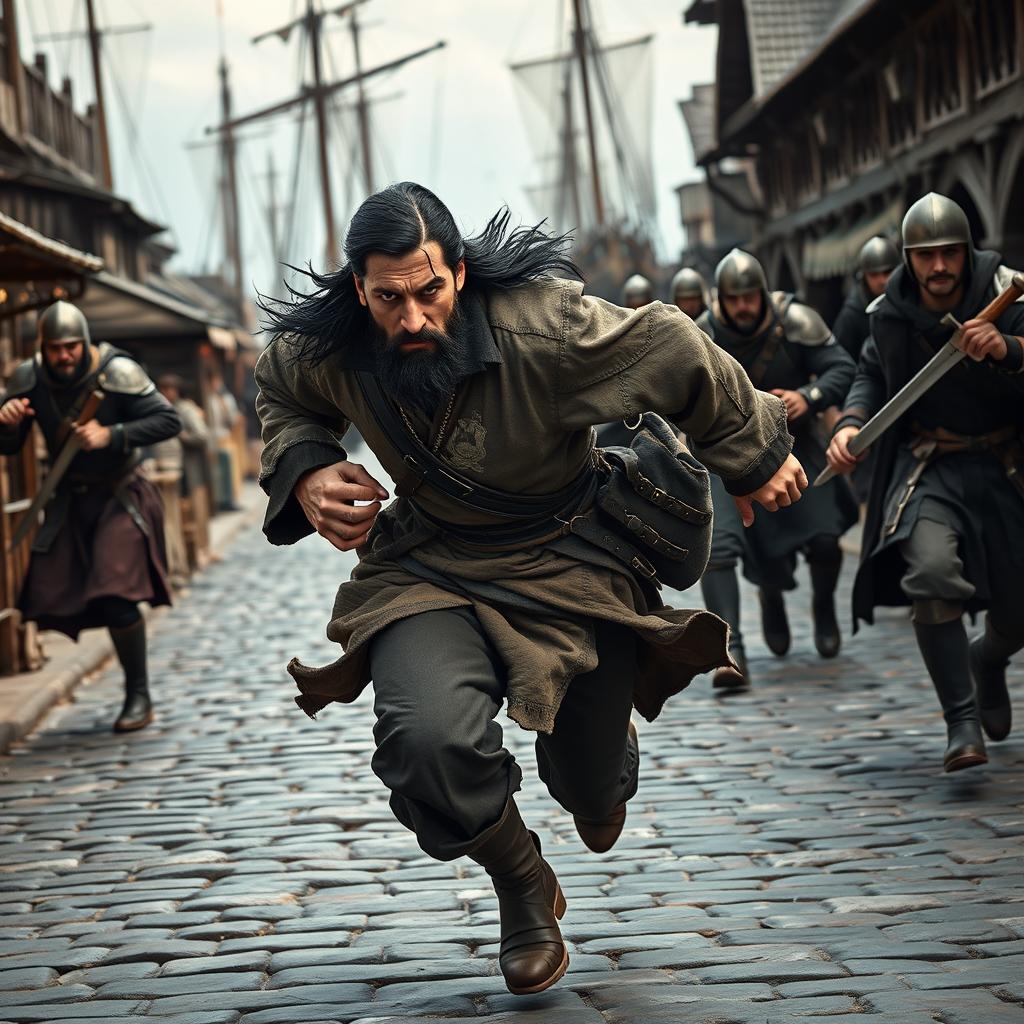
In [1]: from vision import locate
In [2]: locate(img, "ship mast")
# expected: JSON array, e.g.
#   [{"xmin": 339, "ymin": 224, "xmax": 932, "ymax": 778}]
[
  {"xmin": 571, "ymin": 0, "xmax": 604, "ymax": 227},
  {"xmin": 207, "ymin": 0, "xmax": 444, "ymax": 267}
]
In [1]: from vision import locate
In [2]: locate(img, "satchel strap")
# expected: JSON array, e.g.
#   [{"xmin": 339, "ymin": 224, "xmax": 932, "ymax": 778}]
[{"xmin": 354, "ymin": 370, "xmax": 589, "ymax": 521}]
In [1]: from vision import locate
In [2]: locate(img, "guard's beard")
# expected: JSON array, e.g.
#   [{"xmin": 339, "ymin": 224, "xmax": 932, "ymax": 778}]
[
  {"xmin": 41, "ymin": 344, "xmax": 91, "ymax": 389},
  {"xmin": 371, "ymin": 301, "xmax": 472, "ymax": 416}
]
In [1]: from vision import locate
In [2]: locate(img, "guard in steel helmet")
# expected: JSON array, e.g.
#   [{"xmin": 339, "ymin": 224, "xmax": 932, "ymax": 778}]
[
  {"xmin": 828, "ymin": 192, "xmax": 1024, "ymax": 772},
  {"xmin": 621, "ymin": 273, "xmax": 654, "ymax": 309},
  {"xmin": 670, "ymin": 267, "xmax": 708, "ymax": 320},
  {"xmin": 697, "ymin": 249, "xmax": 858, "ymax": 690},
  {"xmin": 833, "ymin": 236, "xmax": 900, "ymax": 361},
  {"xmin": 0, "ymin": 301, "xmax": 181, "ymax": 732}
]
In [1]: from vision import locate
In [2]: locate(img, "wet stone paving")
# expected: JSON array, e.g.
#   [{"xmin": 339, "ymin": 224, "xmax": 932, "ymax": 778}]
[{"xmin": 1, "ymin": 506, "xmax": 1023, "ymax": 1023}]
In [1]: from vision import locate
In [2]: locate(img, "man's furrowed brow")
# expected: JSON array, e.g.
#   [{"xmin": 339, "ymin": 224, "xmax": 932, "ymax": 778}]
[{"xmin": 372, "ymin": 275, "xmax": 445, "ymax": 292}]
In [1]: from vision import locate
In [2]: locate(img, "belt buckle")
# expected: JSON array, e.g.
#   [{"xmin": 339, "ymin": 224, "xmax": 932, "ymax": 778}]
[{"xmin": 630, "ymin": 554, "xmax": 658, "ymax": 581}]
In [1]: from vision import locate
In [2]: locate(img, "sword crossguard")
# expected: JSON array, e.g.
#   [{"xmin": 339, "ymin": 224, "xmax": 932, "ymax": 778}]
[{"xmin": 940, "ymin": 312, "xmax": 962, "ymax": 330}]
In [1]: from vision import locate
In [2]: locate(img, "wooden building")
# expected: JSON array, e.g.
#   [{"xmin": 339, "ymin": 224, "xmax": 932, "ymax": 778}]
[
  {"xmin": 685, "ymin": 0, "xmax": 1024, "ymax": 319},
  {"xmin": 675, "ymin": 81, "xmax": 760, "ymax": 279},
  {"xmin": 0, "ymin": 2, "xmax": 255, "ymax": 671}
]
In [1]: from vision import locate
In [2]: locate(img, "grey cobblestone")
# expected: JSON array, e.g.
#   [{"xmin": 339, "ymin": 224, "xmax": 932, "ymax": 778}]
[{"xmin": 0, "ymin": 503, "xmax": 1021, "ymax": 1022}]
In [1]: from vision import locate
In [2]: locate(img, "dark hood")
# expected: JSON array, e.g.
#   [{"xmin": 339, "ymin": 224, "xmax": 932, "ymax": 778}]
[{"xmin": 876, "ymin": 249, "xmax": 1001, "ymax": 341}]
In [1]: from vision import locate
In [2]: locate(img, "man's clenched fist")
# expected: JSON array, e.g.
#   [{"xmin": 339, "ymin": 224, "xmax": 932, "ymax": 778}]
[
  {"xmin": 295, "ymin": 460, "xmax": 390, "ymax": 552},
  {"xmin": 72, "ymin": 419, "xmax": 112, "ymax": 451},
  {"xmin": 0, "ymin": 398, "xmax": 34, "ymax": 429},
  {"xmin": 732, "ymin": 452, "xmax": 808, "ymax": 527}
]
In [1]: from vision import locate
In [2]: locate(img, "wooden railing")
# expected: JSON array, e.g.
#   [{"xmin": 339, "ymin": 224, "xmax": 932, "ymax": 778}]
[{"xmin": 21, "ymin": 58, "xmax": 97, "ymax": 176}]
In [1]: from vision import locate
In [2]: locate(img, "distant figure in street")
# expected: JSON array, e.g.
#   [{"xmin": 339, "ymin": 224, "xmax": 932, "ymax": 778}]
[
  {"xmin": 0, "ymin": 301, "xmax": 181, "ymax": 732},
  {"xmin": 833, "ymin": 235, "xmax": 900, "ymax": 361},
  {"xmin": 620, "ymin": 272, "xmax": 654, "ymax": 309},
  {"xmin": 827, "ymin": 193, "xmax": 1024, "ymax": 772},
  {"xmin": 697, "ymin": 249, "xmax": 858, "ymax": 689},
  {"xmin": 155, "ymin": 373, "xmax": 210, "ymax": 497},
  {"xmin": 255, "ymin": 182, "xmax": 805, "ymax": 995},
  {"xmin": 206, "ymin": 369, "xmax": 242, "ymax": 511},
  {"xmin": 670, "ymin": 266, "xmax": 708, "ymax": 321}
]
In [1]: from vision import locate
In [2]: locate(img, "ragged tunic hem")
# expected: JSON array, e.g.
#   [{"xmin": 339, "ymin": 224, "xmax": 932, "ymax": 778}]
[{"xmin": 288, "ymin": 505, "xmax": 732, "ymax": 734}]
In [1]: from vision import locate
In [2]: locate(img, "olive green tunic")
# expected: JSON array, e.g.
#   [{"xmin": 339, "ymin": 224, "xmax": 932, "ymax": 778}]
[{"xmin": 256, "ymin": 278, "xmax": 792, "ymax": 732}]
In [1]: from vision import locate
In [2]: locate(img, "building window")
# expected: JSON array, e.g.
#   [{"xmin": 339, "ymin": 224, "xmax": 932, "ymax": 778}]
[
  {"xmin": 971, "ymin": 0, "xmax": 1021, "ymax": 98},
  {"xmin": 918, "ymin": 5, "xmax": 967, "ymax": 130}
]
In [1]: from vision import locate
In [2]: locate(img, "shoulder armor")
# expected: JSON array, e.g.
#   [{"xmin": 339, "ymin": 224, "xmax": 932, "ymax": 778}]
[
  {"xmin": 783, "ymin": 301, "xmax": 832, "ymax": 346},
  {"xmin": 994, "ymin": 265, "xmax": 1024, "ymax": 303},
  {"xmin": 865, "ymin": 294, "xmax": 886, "ymax": 315},
  {"xmin": 98, "ymin": 355, "xmax": 156, "ymax": 396},
  {"xmin": 1, "ymin": 357, "xmax": 39, "ymax": 402}
]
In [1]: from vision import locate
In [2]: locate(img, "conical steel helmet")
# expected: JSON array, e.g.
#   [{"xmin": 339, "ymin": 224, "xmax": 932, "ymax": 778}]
[
  {"xmin": 621, "ymin": 273, "xmax": 654, "ymax": 306},
  {"xmin": 38, "ymin": 300, "xmax": 91, "ymax": 347},
  {"xmin": 715, "ymin": 248, "xmax": 767, "ymax": 296},
  {"xmin": 671, "ymin": 267, "xmax": 707, "ymax": 301},
  {"xmin": 858, "ymin": 235, "xmax": 900, "ymax": 274},
  {"xmin": 902, "ymin": 193, "xmax": 972, "ymax": 257}
]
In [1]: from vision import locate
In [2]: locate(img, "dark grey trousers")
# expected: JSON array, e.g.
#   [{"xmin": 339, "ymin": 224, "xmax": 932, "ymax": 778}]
[
  {"xmin": 369, "ymin": 606, "xmax": 639, "ymax": 861},
  {"xmin": 899, "ymin": 499, "xmax": 1024, "ymax": 640}
]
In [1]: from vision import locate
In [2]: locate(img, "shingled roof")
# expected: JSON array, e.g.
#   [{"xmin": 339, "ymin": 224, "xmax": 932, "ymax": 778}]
[
  {"xmin": 686, "ymin": 0, "xmax": 874, "ymax": 99},
  {"xmin": 678, "ymin": 83, "xmax": 716, "ymax": 162}
]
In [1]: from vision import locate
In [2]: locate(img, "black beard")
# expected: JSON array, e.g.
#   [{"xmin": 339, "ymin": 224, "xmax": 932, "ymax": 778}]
[{"xmin": 371, "ymin": 301, "xmax": 471, "ymax": 416}]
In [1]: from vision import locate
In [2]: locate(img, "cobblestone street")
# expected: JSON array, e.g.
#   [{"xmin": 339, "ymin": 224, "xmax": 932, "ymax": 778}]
[{"xmin": 1, "ymin": 498, "xmax": 1023, "ymax": 1024}]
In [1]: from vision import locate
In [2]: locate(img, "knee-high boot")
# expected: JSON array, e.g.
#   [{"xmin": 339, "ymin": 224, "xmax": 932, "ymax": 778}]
[
  {"xmin": 701, "ymin": 566, "xmax": 750, "ymax": 690},
  {"xmin": 913, "ymin": 608, "xmax": 987, "ymax": 772},
  {"xmin": 467, "ymin": 798, "xmax": 568, "ymax": 995},
  {"xmin": 970, "ymin": 616, "xmax": 1019, "ymax": 742},
  {"xmin": 109, "ymin": 618, "xmax": 153, "ymax": 733},
  {"xmin": 807, "ymin": 538, "xmax": 842, "ymax": 659},
  {"xmin": 758, "ymin": 587, "xmax": 790, "ymax": 656}
]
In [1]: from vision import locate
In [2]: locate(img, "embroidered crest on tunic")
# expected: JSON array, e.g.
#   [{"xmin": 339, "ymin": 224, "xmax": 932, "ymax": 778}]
[{"xmin": 447, "ymin": 411, "xmax": 487, "ymax": 473}]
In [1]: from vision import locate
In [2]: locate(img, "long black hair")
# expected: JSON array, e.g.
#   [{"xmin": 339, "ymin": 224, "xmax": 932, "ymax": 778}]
[{"xmin": 258, "ymin": 181, "xmax": 581, "ymax": 365}]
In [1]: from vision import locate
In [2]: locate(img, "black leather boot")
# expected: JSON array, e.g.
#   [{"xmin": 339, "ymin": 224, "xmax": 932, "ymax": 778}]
[
  {"xmin": 758, "ymin": 587, "xmax": 790, "ymax": 656},
  {"xmin": 701, "ymin": 567, "xmax": 751, "ymax": 690},
  {"xmin": 574, "ymin": 722, "xmax": 636, "ymax": 853},
  {"xmin": 969, "ymin": 618, "xmax": 1018, "ymax": 742},
  {"xmin": 110, "ymin": 619, "xmax": 153, "ymax": 733},
  {"xmin": 914, "ymin": 616, "xmax": 987, "ymax": 772},
  {"xmin": 808, "ymin": 542, "xmax": 842, "ymax": 659},
  {"xmin": 468, "ymin": 799, "xmax": 568, "ymax": 995}
]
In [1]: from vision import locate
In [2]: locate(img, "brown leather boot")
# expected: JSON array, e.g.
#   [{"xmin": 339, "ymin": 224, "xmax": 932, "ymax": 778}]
[
  {"xmin": 573, "ymin": 721, "xmax": 637, "ymax": 853},
  {"xmin": 468, "ymin": 799, "xmax": 568, "ymax": 995},
  {"xmin": 713, "ymin": 646, "xmax": 750, "ymax": 692}
]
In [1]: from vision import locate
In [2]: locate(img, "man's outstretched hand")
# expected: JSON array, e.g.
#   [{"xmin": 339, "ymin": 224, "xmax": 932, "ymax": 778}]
[
  {"xmin": 295, "ymin": 460, "xmax": 389, "ymax": 552},
  {"xmin": 732, "ymin": 453, "xmax": 807, "ymax": 528}
]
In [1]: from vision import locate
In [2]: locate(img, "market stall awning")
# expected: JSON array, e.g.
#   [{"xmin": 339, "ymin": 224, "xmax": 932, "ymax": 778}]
[
  {"xmin": 80, "ymin": 270, "xmax": 234, "ymax": 346},
  {"xmin": 0, "ymin": 211, "xmax": 103, "ymax": 317},
  {"xmin": 802, "ymin": 198, "xmax": 903, "ymax": 280}
]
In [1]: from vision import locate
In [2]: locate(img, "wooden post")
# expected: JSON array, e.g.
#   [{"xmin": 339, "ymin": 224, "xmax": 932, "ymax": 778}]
[
  {"xmin": 2, "ymin": 0, "xmax": 27, "ymax": 134},
  {"xmin": 571, "ymin": 0, "xmax": 604, "ymax": 228},
  {"xmin": 308, "ymin": 2, "xmax": 339, "ymax": 265},
  {"xmin": 84, "ymin": 0, "xmax": 113, "ymax": 190}
]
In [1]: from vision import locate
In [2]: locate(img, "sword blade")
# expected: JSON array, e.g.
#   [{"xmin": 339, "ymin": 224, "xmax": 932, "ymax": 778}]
[
  {"xmin": 7, "ymin": 436, "xmax": 85, "ymax": 552},
  {"xmin": 813, "ymin": 338, "xmax": 966, "ymax": 487}
]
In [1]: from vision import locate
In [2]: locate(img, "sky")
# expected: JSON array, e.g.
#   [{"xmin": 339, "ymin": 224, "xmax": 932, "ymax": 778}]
[{"xmin": 21, "ymin": 0, "xmax": 717, "ymax": 300}]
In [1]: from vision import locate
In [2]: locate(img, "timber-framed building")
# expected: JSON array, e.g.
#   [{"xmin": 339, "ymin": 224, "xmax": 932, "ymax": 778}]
[{"xmin": 686, "ymin": 0, "xmax": 1024, "ymax": 319}]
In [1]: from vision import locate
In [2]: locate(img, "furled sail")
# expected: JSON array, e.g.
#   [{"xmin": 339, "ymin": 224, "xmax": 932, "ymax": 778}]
[{"xmin": 510, "ymin": 33, "xmax": 655, "ymax": 237}]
